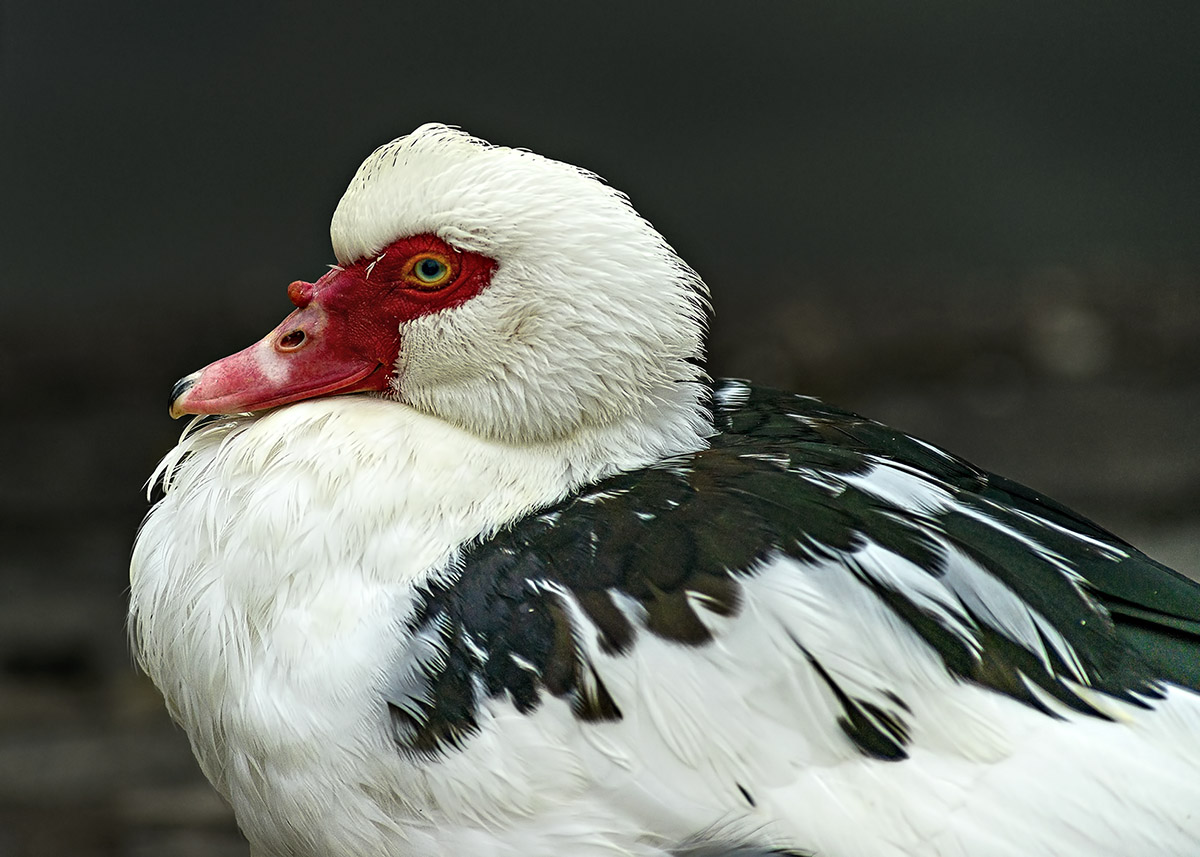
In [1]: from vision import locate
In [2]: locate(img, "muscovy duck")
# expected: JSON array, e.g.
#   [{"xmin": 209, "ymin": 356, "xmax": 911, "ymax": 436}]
[{"xmin": 131, "ymin": 124, "xmax": 1200, "ymax": 857}]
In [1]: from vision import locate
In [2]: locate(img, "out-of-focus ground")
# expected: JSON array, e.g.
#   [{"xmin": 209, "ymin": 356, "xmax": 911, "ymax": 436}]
[{"xmin": 3, "ymin": 2, "xmax": 1199, "ymax": 854}]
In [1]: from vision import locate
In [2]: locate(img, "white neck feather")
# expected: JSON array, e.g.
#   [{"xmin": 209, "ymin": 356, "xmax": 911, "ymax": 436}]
[{"xmin": 138, "ymin": 386, "xmax": 709, "ymax": 601}]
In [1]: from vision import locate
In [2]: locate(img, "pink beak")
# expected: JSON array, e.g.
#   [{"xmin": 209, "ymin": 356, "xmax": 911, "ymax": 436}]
[{"xmin": 169, "ymin": 277, "xmax": 396, "ymax": 418}]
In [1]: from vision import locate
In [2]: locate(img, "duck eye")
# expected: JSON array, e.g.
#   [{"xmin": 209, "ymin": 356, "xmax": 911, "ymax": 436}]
[{"xmin": 409, "ymin": 254, "xmax": 452, "ymax": 287}]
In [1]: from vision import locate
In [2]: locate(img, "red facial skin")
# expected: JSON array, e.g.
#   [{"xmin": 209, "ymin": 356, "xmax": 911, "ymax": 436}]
[{"xmin": 169, "ymin": 235, "xmax": 497, "ymax": 417}]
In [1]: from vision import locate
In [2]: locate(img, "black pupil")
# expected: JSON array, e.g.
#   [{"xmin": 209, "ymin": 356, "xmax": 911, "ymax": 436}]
[{"xmin": 419, "ymin": 259, "xmax": 443, "ymax": 279}]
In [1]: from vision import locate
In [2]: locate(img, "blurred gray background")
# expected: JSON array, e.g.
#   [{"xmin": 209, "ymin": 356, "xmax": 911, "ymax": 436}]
[{"xmin": 2, "ymin": 1, "xmax": 1198, "ymax": 854}]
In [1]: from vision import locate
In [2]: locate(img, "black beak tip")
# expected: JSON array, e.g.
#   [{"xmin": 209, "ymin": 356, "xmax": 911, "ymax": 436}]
[{"xmin": 169, "ymin": 373, "xmax": 198, "ymax": 417}]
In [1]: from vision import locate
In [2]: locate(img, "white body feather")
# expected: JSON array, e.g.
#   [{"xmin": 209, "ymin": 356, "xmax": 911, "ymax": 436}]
[{"xmin": 132, "ymin": 397, "xmax": 1200, "ymax": 857}]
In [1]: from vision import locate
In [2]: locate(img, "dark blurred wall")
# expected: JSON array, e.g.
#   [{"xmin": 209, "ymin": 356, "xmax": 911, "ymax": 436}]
[
  {"xmin": 4, "ymin": 1, "xmax": 1199, "ymax": 301},
  {"xmin": 1, "ymin": 2, "xmax": 1199, "ymax": 854}
]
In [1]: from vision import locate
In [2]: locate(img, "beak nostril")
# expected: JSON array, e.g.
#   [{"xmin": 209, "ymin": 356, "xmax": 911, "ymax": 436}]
[{"xmin": 278, "ymin": 330, "xmax": 307, "ymax": 350}]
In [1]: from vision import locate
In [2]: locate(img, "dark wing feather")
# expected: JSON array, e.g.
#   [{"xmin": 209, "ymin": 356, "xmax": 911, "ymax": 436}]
[
  {"xmin": 722, "ymin": 382, "xmax": 1200, "ymax": 692},
  {"xmin": 391, "ymin": 381, "xmax": 1200, "ymax": 758}
]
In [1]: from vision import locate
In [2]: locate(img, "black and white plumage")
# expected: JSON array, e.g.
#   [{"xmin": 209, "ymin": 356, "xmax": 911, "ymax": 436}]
[{"xmin": 131, "ymin": 125, "xmax": 1200, "ymax": 857}]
